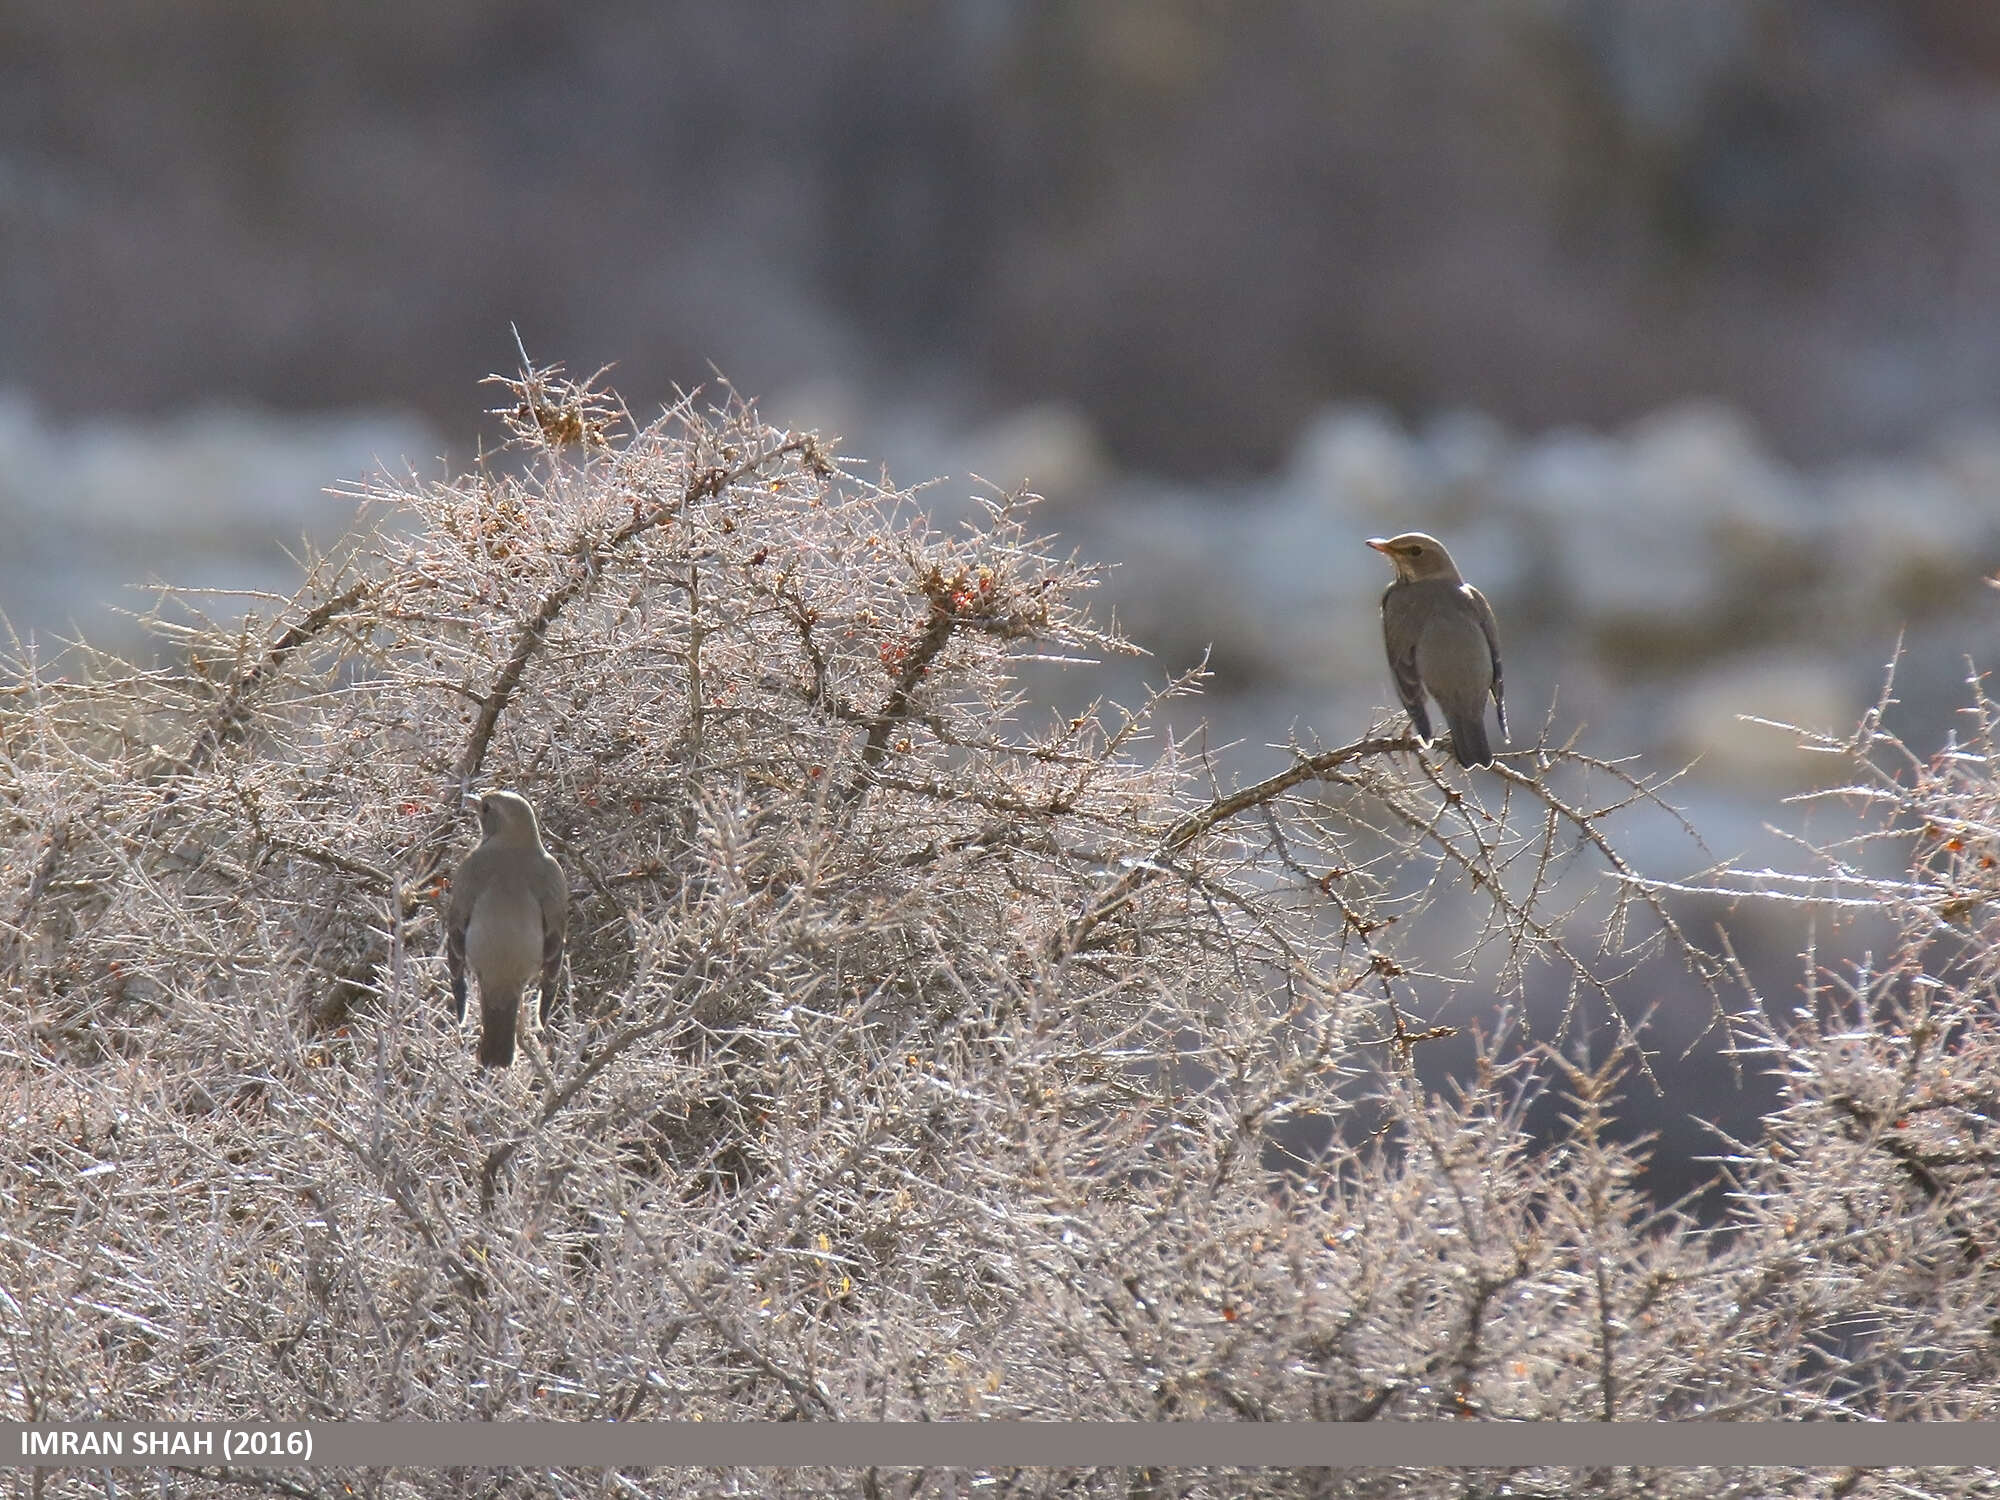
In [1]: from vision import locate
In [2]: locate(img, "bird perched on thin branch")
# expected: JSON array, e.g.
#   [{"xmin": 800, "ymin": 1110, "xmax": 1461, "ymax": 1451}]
[
  {"xmin": 447, "ymin": 789, "xmax": 568, "ymax": 1067},
  {"xmin": 1367, "ymin": 532, "xmax": 1508, "ymax": 768}
]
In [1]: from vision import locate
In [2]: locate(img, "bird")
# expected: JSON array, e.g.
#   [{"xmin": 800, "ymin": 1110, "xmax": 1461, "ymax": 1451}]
[
  {"xmin": 447, "ymin": 788, "xmax": 569, "ymax": 1067},
  {"xmin": 1366, "ymin": 531, "xmax": 1508, "ymax": 768}
]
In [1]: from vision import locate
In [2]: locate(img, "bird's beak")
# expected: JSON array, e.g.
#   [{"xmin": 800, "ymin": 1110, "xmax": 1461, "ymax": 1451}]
[{"xmin": 1366, "ymin": 537, "xmax": 1392, "ymax": 554}]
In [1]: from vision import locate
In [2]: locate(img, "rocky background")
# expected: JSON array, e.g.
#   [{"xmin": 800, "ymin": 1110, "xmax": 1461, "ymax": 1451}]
[
  {"xmin": 13, "ymin": 2, "xmax": 2000, "ymax": 463},
  {"xmin": 5, "ymin": 0, "xmax": 2000, "ymax": 1178}
]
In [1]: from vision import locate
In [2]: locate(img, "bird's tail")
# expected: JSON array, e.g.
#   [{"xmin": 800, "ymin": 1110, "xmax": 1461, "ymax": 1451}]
[
  {"xmin": 1448, "ymin": 713, "xmax": 1493, "ymax": 769},
  {"xmin": 478, "ymin": 993, "xmax": 520, "ymax": 1067}
]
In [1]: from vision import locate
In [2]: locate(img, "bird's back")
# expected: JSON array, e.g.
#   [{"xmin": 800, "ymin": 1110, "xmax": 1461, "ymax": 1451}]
[
  {"xmin": 456, "ymin": 843, "xmax": 560, "ymax": 994},
  {"xmin": 1382, "ymin": 578, "xmax": 1475, "ymax": 658},
  {"xmin": 1409, "ymin": 586, "xmax": 1493, "ymax": 704},
  {"xmin": 467, "ymin": 885, "xmax": 544, "ymax": 994}
]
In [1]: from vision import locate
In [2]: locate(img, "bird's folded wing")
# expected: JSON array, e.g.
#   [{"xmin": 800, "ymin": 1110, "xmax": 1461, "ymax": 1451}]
[{"xmin": 1468, "ymin": 585, "xmax": 1507, "ymax": 739}]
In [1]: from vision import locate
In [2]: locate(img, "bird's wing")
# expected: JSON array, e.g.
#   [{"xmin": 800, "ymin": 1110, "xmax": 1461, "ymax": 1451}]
[
  {"xmin": 445, "ymin": 846, "xmax": 489, "ymax": 1022},
  {"xmin": 1467, "ymin": 585, "xmax": 1507, "ymax": 739},
  {"xmin": 1380, "ymin": 586, "xmax": 1434, "ymax": 741},
  {"xmin": 535, "ymin": 856, "xmax": 569, "ymax": 1022}
]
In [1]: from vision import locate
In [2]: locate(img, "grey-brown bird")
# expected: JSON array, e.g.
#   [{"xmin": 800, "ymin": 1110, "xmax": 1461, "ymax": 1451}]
[
  {"xmin": 447, "ymin": 789, "xmax": 568, "ymax": 1067},
  {"xmin": 1367, "ymin": 532, "xmax": 1508, "ymax": 768}
]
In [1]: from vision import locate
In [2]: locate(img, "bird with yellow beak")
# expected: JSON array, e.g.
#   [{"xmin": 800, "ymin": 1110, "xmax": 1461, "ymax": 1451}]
[{"xmin": 1367, "ymin": 532, "xmax": 1508, "ymax": 768}]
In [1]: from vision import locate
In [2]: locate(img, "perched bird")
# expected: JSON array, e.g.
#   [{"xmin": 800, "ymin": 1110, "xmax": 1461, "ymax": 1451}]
[
  {"xmin": 1367, "ymin": 532, "xmax": 1508, "ymax": 768},
  {"xmin": 447, "ymin": 789, "xmax": 568, "ymax": 1067}
]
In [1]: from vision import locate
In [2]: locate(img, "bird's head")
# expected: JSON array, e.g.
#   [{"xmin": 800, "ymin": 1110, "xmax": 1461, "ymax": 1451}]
[
  {"xmin": 1367, "ymin": 531, "xmax": 1462, "ymax": 584},
  {"xmin": 472, "ymin": 788, "xmax": 544, "ymax": 846}
]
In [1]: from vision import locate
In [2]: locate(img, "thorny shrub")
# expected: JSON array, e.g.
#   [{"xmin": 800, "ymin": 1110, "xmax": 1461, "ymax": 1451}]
[{"xmin": 0, "ymin": 362, "xmax": 1995, "ymax": 1499}]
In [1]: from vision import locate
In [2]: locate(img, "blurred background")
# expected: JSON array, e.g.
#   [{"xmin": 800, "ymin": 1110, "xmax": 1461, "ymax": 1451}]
[{"xmin": 5, "ymin": 0, "xmax": 2000, "ymax": 1181}]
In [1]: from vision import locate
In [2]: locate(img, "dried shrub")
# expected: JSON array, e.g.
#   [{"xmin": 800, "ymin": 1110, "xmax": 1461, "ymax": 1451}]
[{"xmin": 1, "ymin": 362, "xmax": 1994, "ymax": 1499}]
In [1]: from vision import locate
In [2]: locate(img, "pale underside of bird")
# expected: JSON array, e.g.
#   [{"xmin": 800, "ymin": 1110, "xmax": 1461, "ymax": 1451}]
[
  {"xmin": 447, "ymin": 788, "xmax": 569, "ymax": 1067},
  {"xmin": 1367, "ymin": 531, "xmax": 1508, "ymax": 768}
]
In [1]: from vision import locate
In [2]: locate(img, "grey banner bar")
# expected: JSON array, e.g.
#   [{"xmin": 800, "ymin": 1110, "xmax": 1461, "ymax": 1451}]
[{"xmin": 5, "ymin": 1423, "xmax": 1999, "ymax": 1471}]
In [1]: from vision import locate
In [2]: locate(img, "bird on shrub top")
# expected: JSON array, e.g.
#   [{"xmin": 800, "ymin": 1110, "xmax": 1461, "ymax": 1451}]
[
  {"xmin": 447, "ymin": 788, "xmax": 568, "ymax": 1067},
  {"xmin": 1367, "ymin": 531, "xmax": 1508, "ymax": 768}
]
